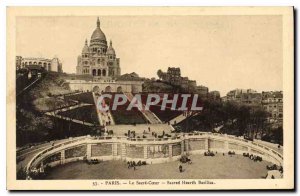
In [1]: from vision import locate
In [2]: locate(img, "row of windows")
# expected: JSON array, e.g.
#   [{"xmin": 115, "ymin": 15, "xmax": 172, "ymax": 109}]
[
  {"xmin": 22, "ymin": 62, "xmax": 51, "ymax": 66},
  {"xmin": 92, "ymin": 69, "xmax": 107, "ymax": 76},
  {"xmin": 82, "ymin": 55, "xmax": 115, "ymax": 60},
  {"xmin": 262, "ymin": 98, "xmax": 282, "ymax": 102},
  {"xmin": 83, "ymin": 60, "xmax": 115, "ymax": 66}
]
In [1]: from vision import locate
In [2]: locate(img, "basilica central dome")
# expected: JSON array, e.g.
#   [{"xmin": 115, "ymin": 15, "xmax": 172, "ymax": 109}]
[{"xmin": 90, "ymin": 17, "xmax": 107, "ymax": 44}]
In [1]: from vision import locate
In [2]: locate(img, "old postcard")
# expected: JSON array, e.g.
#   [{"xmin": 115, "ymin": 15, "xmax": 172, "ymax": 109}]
[{"xmin": 7, "ymin": 7, "xmax": 294, "ymax": 190}]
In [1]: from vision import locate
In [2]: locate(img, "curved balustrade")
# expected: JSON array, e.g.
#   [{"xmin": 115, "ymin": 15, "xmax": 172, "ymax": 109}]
[{"xmin": 26, "ymin": 132, "xmax": 283, "ymax": 178}]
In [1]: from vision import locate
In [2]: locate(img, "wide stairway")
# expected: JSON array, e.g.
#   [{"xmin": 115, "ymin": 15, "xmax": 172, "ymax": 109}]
[
  {"xmin": 124, "ymin": 93, "xmax": 162, "ymax": 124},
  {"xmin": 92, "ymin": 92, "xmax": 115, "ymax": 126}
]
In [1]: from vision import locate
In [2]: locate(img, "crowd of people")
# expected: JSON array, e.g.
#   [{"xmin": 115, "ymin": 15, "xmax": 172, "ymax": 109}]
[
  {"xmin": 243, "ymin": 152, "xmax": 263, "ymax": 162},
  {"xmin": 204, "ymin": 150, "xmax": 215, "ymax": 156},
  {"xmin": 127, "ymin": 160, "xmax": 147, "ymax": 170}
]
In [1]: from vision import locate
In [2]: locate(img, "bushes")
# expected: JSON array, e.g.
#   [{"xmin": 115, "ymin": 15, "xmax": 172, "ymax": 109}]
[
  {"xmin": 58, "ymin": 105, "xmax": 99, "ymax": 125},
  {"xmin": 65, "ymin": 92, "xmax": 94, "ymax": 104},
  {"xmin": 17, "ymin": 166, "xmax": 27, "ymax": 180}
]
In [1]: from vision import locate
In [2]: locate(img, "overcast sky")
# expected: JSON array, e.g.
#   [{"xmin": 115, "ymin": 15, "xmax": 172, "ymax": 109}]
[{"xmin": 16, "ymin": 15, "xmax": 282, "ymax": 96}]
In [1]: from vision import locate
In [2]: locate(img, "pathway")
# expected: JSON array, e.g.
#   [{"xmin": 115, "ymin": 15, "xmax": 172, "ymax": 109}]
[{"xmin": 92, "ymin": 92, "xmax": 115, "ymax": 126}]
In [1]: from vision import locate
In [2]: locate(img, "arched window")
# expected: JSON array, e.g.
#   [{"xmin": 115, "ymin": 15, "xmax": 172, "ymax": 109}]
[
  {"xmin": 117, "ymin": 86, "xmax": 122, "ymax": 93},
  {"xmin": 105, "ymin": 86, "xmax": 112, "ymax": 93},
  {"xmin": 92, "ymin": 69, "xmax": 96, "ymax": 76},
  {"xmin": 102, "ymin": 69, "xmax": 106, "ymax": 76},
  {"xmin": 98, "ymin": 69, "xmax": 101, "ymax": 76}
]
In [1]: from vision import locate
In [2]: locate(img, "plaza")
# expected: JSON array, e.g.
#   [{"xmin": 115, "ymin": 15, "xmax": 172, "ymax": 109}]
[{"xmin": 44, "ymin": 154, "xmax": 271, "ymax": 179}]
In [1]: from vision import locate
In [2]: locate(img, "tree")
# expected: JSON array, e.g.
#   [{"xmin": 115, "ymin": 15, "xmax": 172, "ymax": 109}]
[
  {"xmin": 17, "ymin": 166, "xmax": 27, "ymax": 180},
  {"xmin": 272, "ymin": 126, "xmax": 283, "ymax": 145},
  {"xmin": 157, "ymin": 69, "xmax": 163, "ymax": 80}
]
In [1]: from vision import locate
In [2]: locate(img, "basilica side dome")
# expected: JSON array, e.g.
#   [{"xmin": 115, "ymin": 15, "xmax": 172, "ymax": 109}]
[
  {"xmin": 107, "ymin": 40, "xmax": 116, "ymax": 55},
  {"xmin": 82, "ymin": 39, "xmax": 90, "ymax": 53}
]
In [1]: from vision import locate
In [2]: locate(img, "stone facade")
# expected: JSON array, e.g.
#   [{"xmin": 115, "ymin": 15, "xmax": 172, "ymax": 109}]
[
  {"xmin": 16, "ymin": 56, "xmax": 63, "ymax": 72},
  {"xmin": 66, "ymin": 79, "xmax": 143, "ymax": 93},
  {"xmin": 76, "ymin": 17, "xmax": 121, "ymax": 79},
  {"xmin": 262, "ymin": 91, "xmax": 283, "ymax": 124}
]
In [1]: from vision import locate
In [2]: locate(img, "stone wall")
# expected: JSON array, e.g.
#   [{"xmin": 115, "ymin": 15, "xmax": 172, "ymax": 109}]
[
  {"xmin": 172, "ymin": 143, "xmax": 182, "ymax": 156},
  {"xmin": 67, "ymin": 80, "xmax": 143, "ymax": 93},
  {"xmin": 126, "ymin": 144, "xmax": 144, "ymax": 158},
  {"xmin": 188, "ymin": 139, "xmax": 206, "ymax": 151},
  {"xmin": 28, "ymin": 133, "xmax": 283, "ymax": 175},
  {"xmin": 91, "ymin": 143, "xmax": 113, "ymax": 157},
  {"xmin": 147, "ymin": 144, "xmax": 169, "ymax": 158},
  {"xmin": 65, "ymin": 145, "xmax": 87, "ymax": 159}
]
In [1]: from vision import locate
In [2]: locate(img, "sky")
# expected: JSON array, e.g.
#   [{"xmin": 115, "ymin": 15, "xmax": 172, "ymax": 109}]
[{"xmin": 16, "ymin": 15, "xmax": 282, "ymax": 96}]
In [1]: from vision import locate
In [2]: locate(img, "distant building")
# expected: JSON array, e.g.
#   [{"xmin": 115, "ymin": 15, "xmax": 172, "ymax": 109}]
[
  {"xmin": 16, "ymin": 56, "xmax": 22, "ymax": 70},
  {"xmin": 17, "ymin": 56, "xmax": 63, "ymax": 73},
  {"xmin": 160, "ymin": 67, "xmax": 197, "ymax": 90},
  {"xmin": 262, "ymin": 91, "xmax": 283, "ymax": 124},
  {"xmin": 209, "ymin": 91, "xmax": 221, "ymax": 101},
  {"xmin": 196, "ymin": 85, "xmax": 209, "ymax": 98},
  {"xmin": 223, "ymin": 88, "xmax": 262, "ymax": 105}
]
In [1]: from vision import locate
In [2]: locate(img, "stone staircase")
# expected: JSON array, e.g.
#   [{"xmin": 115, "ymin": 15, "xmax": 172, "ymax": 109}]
[
  {"xmin": 169, "ymin": 111, "xmax": 201, "ymax": 125},
  {"xmin": 92, "ymin": 92, "xmax": 115, "ymax": 126},
  {"xmin": 124, "ymin": 92, "xmax": 162, "ymax": 124}
]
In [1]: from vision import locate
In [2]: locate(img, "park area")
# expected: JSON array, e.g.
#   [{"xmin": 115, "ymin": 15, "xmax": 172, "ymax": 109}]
[
  {"xmin": 57, "ymin": 105, "xmax": 99, "ymax": 125},
  {"xmin": 44, "ymin": 154, "xmax": 271, "ymax": 179}
]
